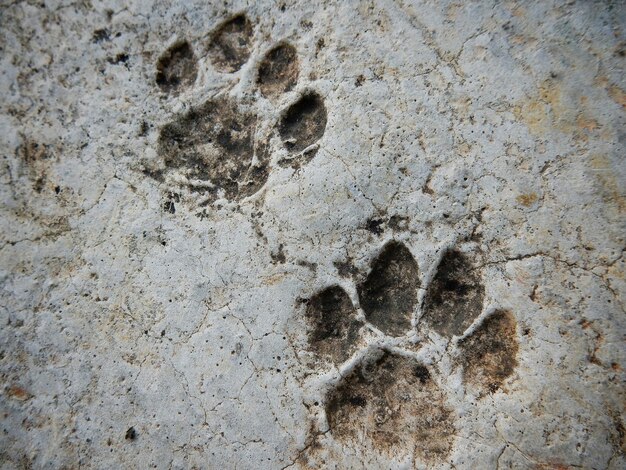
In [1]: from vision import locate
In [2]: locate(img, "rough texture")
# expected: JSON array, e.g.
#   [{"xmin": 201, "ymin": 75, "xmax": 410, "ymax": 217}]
[
  {"xmin": 325, "ymin": 351, "xmax": 454, "ymax": 463},
  {"xmin": 155, "ymin": 41, "xmax": 198, "ymax": 94},
  {"xmin": 1, "ymin": 1, "xmax": 625, "ymax": 469}
]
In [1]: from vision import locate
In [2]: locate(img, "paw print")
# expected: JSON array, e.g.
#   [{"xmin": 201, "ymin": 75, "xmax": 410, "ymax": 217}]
[
  {"xmin": 298, "ymin": 241, "xmax": 519, "ymax": 466},
  {"xmin": 144, "ymin": 12, "xmax": 328, "ymax": 208}
]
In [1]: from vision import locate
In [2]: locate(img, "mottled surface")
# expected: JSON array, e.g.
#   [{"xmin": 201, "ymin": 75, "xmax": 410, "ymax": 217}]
[{"xmin": 1, "ymin": 1, "xmax": 624, "ymax": 469}]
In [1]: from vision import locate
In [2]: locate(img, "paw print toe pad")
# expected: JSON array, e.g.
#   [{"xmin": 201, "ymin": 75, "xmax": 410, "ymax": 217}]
[
  {"xmin": 306, "ymin": 286, "xmax": 363, "ymax": 364},
  {"xmin": 421, "ymin": 249, "xmax": 484, "ymax": 337},
  {"xmin": 208, "ymin": 13, "xmax": 254, "ymax": 73},
  {"xmin": 257, "ymin": 43, "xmax": 299, "ymax": 99},
  {"xmin": 357, "ymin": 241, "xmax": 420, "ymax": 336},
  {"xmin": 279, "ymin": 92, "xmax": 327, "ymax": 154},
  {"xmin": 459, "ymin": 309, "xmax": 519, "ymax": 393},
  {"xmin": 156, "ymin": 41, "xmax": 198, "ymax": 94}
]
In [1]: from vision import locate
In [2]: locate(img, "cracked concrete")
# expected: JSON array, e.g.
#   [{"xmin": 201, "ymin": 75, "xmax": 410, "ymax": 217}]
[{"xmin": 0, "ymin": 0, "xmax": 625, "ymax": 469}]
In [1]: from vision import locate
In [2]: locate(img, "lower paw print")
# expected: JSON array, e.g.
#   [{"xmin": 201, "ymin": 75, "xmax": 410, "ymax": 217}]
[
  {"xmin": 326, "ymin": 351, "xmax": 455, "ymax": 462},
  {"xmin": 296, "ymin": 241, "xmax": 520, "ymax": 467},
  {"xmin": 143, "ymin": 12, "xmax": 328, "ymax": 210}
]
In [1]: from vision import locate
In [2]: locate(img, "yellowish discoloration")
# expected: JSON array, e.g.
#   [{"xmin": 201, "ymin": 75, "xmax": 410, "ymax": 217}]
[
  {"xmin": 516, "ymin": 193, "xmax": 538, "ymax": 207},
  {"xmin": 514, "ymin": 80, "xmax": 601, "ymax": 140},
  {"xmin": 261, "ymin": 272, "xmax": 288, "ymax": 286},
  {"xmin": 445, "ymin": 2, "xmax": 462, "ymax": 22},
  {"xmin": 457, "ymin": 141, "xmax": 472, "ymax": 156},
  {"xmin": 590, "ymin": 154, "xmax": 626, "ymax": 213},
  {"xmin": 511, "ymin": 34, "xmax": 537, "ymax": 47},
  {"xmin": 6, "ymin": 385, "xmax": 32, "ymax": 401},
  {"xmin": 576, "ymin": 115, "xmax": 599, "ymax": 132},
  {"xmin": 596, "ymin": 76, "xmax": 626, "ymax": 110},
  {"xmin": 608, "ymin": 85, "xmax": 626, "ymax": 110}
]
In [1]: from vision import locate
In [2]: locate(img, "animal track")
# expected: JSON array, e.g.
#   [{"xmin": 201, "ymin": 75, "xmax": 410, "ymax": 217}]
[
  {"xmin": 357, "ymin": 241, "xmax": 420, "ymax": 336},
  {"xmin": 305, "ymin": 286, "xmax": 363, "ymax": 364},
  {"xmin": 156, "ymin": 41, "xmax": 198, "ymax": 94},
  {"xmin": 149, "ymin": 10, "xmax": 520, "ymax": 468},
  {"xmin": 459, "ymin": 309, "xmax": 519, "ymax": 394},
  {"xmin": 300, "ymin": 242, "xmax": 520, "ymax": 465},
  {"xmin": 157, "ymin": 98, "xmax": 268, "ymax": 201},
  {"xmin": 326, "ymin": 351, "xmax": 454, "ymax": 460},
  {"xmin": 208, "ymin": 13, "xmax": 254, "ymax": 73},
  {"xmin": 147, "ymin": 13, "xmax": 328, "ymax": 208},
  {"xmin": 279, "ymin": 92, "xmax": 327, "ymax": 164},
  {"xmin": 421, "ymin": 249, "xmax": 485, "ymax": 337},
  {"xmin": 257, "ymin": 43, "xmax": 299, "ymax": 99}
]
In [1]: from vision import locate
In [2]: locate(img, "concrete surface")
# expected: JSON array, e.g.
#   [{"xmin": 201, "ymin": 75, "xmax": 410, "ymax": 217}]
[{"xmin": 1, "ymin": 1, "xmax": 624, "ymax": 468}]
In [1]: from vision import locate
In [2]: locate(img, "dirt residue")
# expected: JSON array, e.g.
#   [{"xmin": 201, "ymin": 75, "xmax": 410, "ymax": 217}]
[
  {"xmin": 326, "ymin": 351, "xmax": 455, "ymax": 463},
  {"xmin": 459, "ymin": 309, "xmax": 519, "ymax": 394},
  {"xmin": 421, "ymin": 249, "xmax": 484, "ymax": 337},
  {"xmin": 305, "ymin": 285, "xmax": 363, "ymax": 364},
  {"xmin": 357, "ymin": 241, "xmax": 420, "ymax": 336}
]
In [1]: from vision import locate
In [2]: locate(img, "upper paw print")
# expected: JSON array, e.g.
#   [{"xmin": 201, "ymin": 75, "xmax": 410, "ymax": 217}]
[
  {"xmin": 144, "ymin": 12, "xmax": 328, "ymax": 209},
  {"xmin": 298, "ymin": 240, "xmax": 520, "ymax": 466}
]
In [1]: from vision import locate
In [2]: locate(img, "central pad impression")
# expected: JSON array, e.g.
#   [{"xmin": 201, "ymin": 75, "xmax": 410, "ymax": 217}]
[{"xmin": 326, "ymin": 351, "xmax": 454, "ymax": 462}]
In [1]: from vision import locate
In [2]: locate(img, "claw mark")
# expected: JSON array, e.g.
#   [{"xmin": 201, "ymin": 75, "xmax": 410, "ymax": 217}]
[
  {"xmin": 357, "ymin": 241, "xmax": 420, "ymax": 336},
  {"xmin": 459, "ymin": 310, "xmax": 519, "ymax": 394},
  {"xmin": 156, "ymin": 41, "xmax": 198, "ymax": 94},
  {"xmin": 208, "ymin": 13, "xmax": 254, "ymax": 73},
  {"xmin": 421, "ymin": 249, "xmax": 485, "ymax": 337},
  {"xmin": 305, "ymin": 286, "xmax": 363, "ymax": 364},
  {"xmin": 257, "ymin": 43, "xmax": 299, "ymax": 100},
  {"xmin": 325, "ymin": 351, "xmax": 454, "ymax": 462}
]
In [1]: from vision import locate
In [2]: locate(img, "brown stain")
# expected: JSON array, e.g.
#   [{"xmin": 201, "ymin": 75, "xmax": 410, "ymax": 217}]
[
  {"xmin": 17, "ymin": 139, "xmax": 59, "ymax": 193},
  {"xmin": 18, "ymin": 140, "xmax": 49, "ymax": 164},
  {"xmin": 459, "ymin": 310, "xmax": 519, "ymax": 395},
  {"xmin": 261, "ymin": 272, "xmax": 287, "ymax": 286},
  {"xmin": 513, "ymin": 79, "xmax": 600, "ymax": 140},
  {"xmin": 589, "ymin": 331, "xmax": 604, "ymax": 367},
  {"xmin": 580, "ymin": 318, "xmax": 606, "ymax": 367},
  {"xmin": 516, "ymin": 192, "xmax": 538, "ymax": 207},
  {"xmin": 615, "ymin": 417, "xmax": 626, "ymax": 453},
  {"xmin": 6, "ymin": 385, "xmax": 32, "ymax": 401},
  {"xmin": 325, "ymin": 351, "xmax": 455, "ymax": 463},
  {"xmin": 589, "ymin": 154, "xmax": 626, "ymax": 213}
]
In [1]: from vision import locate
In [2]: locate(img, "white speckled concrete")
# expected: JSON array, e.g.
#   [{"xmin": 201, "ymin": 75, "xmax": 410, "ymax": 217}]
[{"xmin": 1, "ymin": 1, "xmax": 624, "ymax": 468}]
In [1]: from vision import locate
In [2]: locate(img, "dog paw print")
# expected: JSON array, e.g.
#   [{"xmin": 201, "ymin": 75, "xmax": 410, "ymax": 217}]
[
  {"xmin": 299, "ymin": 241, "xmax": 520, "ymax": 465},
  {"xmin": 144, "ymin": 12, "xmax": 328, "ymax": 206}
]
